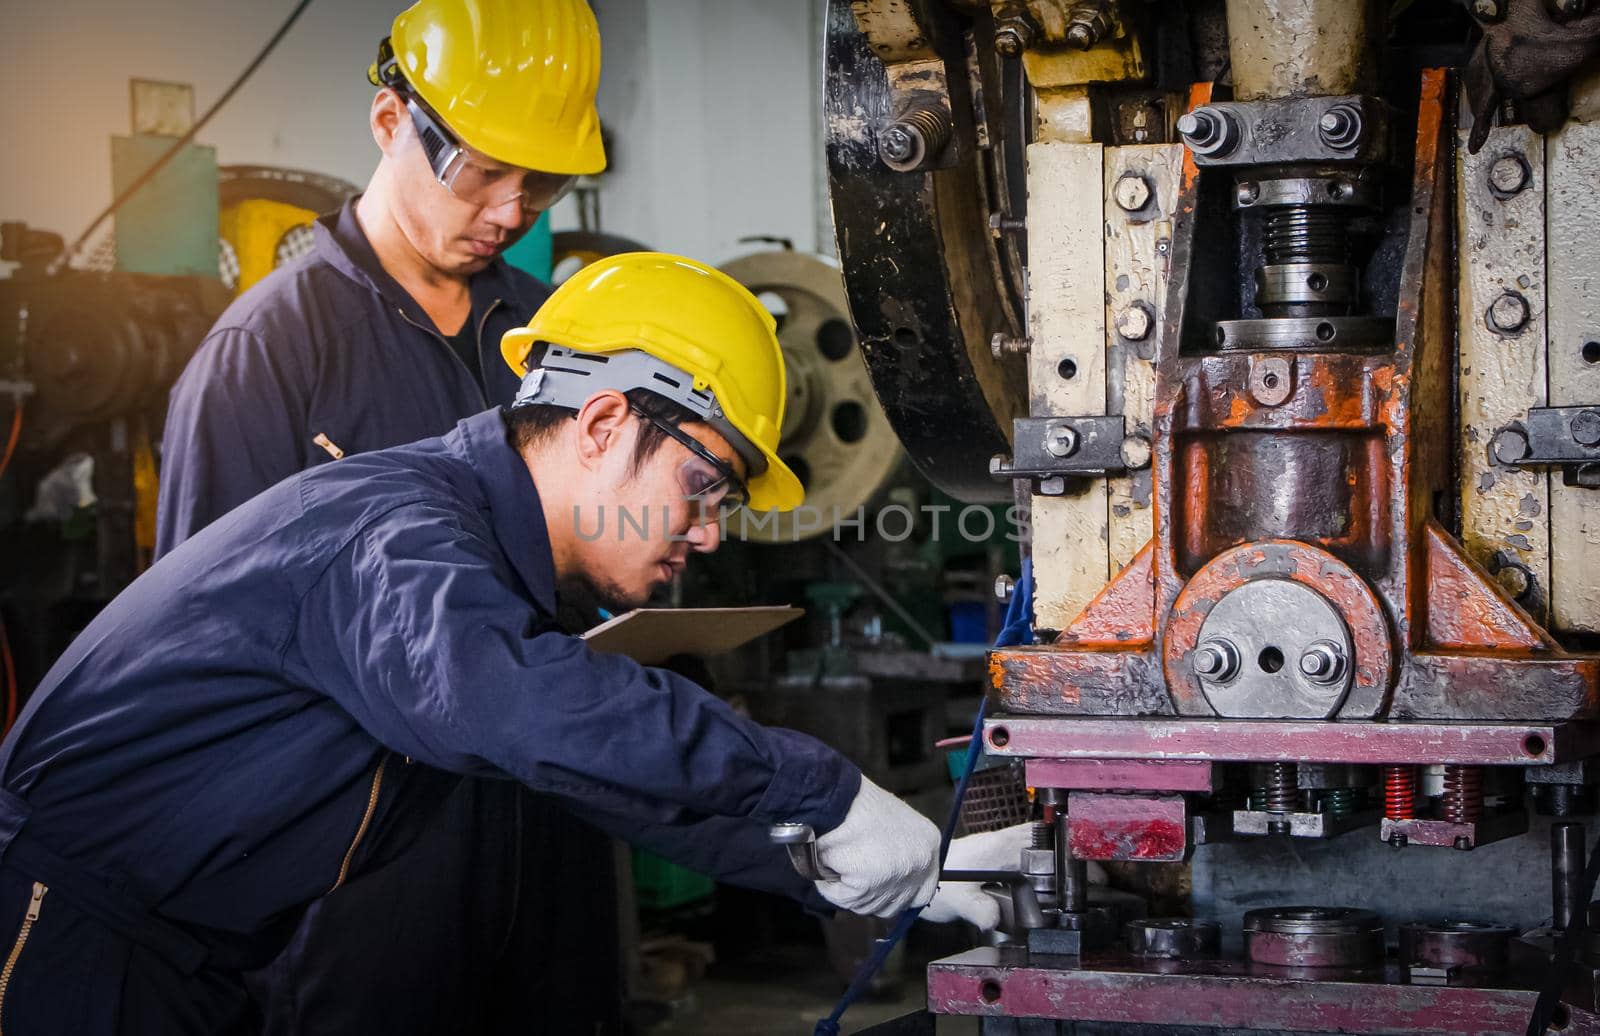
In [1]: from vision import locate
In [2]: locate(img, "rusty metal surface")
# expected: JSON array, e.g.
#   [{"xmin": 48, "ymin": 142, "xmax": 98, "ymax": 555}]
[
  {"xmin": 981, "ymin": 715, "xmax": 1600, "ymax": 765},
  {"xmin": 1025, "ymin": 758, "xmax": 1217, "ymax": 792},
  {"xmin": 1067, "ymin": 791, "xmax": 1190, "ymax": 862},
  {"xmin": 1378, "ymin": 809, "xmax": 1530, "ymax": 850},
  {"xmin": 925, "ymin": 946, "xmax": 1600, "ymax": 1033}
]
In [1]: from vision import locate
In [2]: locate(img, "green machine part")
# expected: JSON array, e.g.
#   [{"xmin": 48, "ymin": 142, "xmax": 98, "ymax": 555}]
[{"xmin": 111, "ymin": 134, "xmax": 220, "ymax": 277}]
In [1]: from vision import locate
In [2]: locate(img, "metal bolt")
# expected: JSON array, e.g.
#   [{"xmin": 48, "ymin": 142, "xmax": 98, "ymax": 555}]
[
  {"xmin": 995, "ymin": 573, "xmax": 1015, "ymax": 603},
  {"xmin": 1020, "ymin": 847, "xmax": 1055, "ymax": 876},
  {"xmin": 1491, "ymin": 427, "xmax": 1530, "ymax": 465},
  {"xmin": 879, "ymin": 125, "xmax": 917, "ymax": 165},
  {"xmin": 1120, "ymin": 435, "xmax": 1153, "ymax": 470},
  {"xmin": 1298, "ymin": 640, "xmax": 1348, "ymax": 685},
  {"xmin": 1115, "ymin": 304, "xmax": 1153, "ymax": 342},
  {"xmin": 1037, "ymin": 475, "xmax": 1067, "ymax": 496},
  {"xmin": 1193, "ymin": 638, "xmax": 1240, "ymax": 682},
  {"xmin": 1318, "ymin": 103, "xmax": 1364, "ymax": 151},
  {"xmin": 988, "ymin": 211, "xmax": 1026, "ymax": 237},
  {"xmin": 1473, "ymin": 0, "xmax": 1505, "ymax": 20},
  {"xmin": 1044, "ymin": 423, "xmax": 1079, "ymax": 458},
  {"xmin": 1572, "ymin": 409, "xmax": 1600, "ymax": 447},
  {"xmin": 990, "ymin": 331, "xmax": 1032, "ymax": 358},
  {"xmin": 1176, "ymin": 108, "xmax": 1240, "ymax": 158},
  {"xmin": 1488, "ymin": 153, "xmax": 1531, "ymax": 196},
  {"xmin": 1488, "ymin": 291, "xmax": 1530, "ymax": 334},
  {"xmin": 1249, "ymin": 357, "xmax": 1294, "ymax": 407},
  {"xmin": 1064, "ymin": 4, "xmax": 1110, "ymax": 50},
  {"xmin": 1114, "ymin": 173, "xmax": 1152, "ymax": 212},
  {"xmin": 1236, "ymin": 181, "xmax": 1260, "ymax": 207},
  {"xmin": 993, "ymin": 5, "xmax": 1034, "ymax": 58}
]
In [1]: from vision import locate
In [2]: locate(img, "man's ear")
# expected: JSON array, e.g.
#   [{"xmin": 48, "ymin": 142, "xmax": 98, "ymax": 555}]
[
  {"xmin": 571, "ymin": 391, "xmax": 632, "ymax": 472},
  {"xmin": 370, "ymin": 88, "xmax": 407, "ymax": 157}
]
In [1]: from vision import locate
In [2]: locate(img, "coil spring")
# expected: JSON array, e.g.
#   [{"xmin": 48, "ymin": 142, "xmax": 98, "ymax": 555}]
[
  {"xmin": 1382, "ymin": 765, "xmax": 1418, "ymax": 820},
  {"xmin": 1441, "ymin": 766, "xmax": 1485, "ymax": 823},
  {"xmin": 1323, "ymin": 788, "xmax": 1360, "ymax": 819},
  {"xmin": 1264, "ymin": 207, "xmax": 1350, "ymax": 266},
  {"xmin": 1263, "ymin": 763, "xmax": 1299, "ymax": 813}
]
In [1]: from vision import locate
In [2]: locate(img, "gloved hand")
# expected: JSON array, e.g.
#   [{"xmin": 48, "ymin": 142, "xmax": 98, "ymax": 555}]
[
  {"xmin": 920, "ymin": 823, "xmax": 1110, "ymax": 930},
  {"xmin": 812, "ymin": 776, "xmax": 940, "ymax": 917}
]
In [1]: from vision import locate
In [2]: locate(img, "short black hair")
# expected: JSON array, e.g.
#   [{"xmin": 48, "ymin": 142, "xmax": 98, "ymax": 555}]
[{"xmin": 506, "ymin": 388, "xmax": 703, "ymax": 477}]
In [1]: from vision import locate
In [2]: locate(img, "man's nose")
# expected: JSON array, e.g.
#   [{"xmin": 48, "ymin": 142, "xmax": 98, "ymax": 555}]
[
  {"xmin": 483, "ymin": 197, "xmax": 529, "ymax": 230},
  {"xmin": 687, "ymin": 516, "xmax": 722, "ymax": 554}
]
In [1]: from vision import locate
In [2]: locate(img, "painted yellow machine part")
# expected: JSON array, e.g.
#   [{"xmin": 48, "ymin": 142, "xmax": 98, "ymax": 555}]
[{"xmin": 219, "ymin": 198, "xmax": 318, "ymax": 296}]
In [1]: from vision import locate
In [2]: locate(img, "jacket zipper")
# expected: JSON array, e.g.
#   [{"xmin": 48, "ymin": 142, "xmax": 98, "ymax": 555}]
[
  {"xmin": 0, "ymin": 882, "xmax": 46, "ymax": 1034},
  {"xmin": 396, "ymin": 298, "xmax": 501, "ymax": 410},
  {"xmin": 329, "ymin": 754, "xmax": 389, "ymax": 893}
]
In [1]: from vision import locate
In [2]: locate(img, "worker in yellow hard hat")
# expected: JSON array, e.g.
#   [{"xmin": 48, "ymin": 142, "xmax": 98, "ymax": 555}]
[
  {"xmin": 0, "ymin": 252, "xmax": 1013, "ymax": 1034},
  {"xmin": 154, "ymin": 1, "xmax": 635, "ymax": 1032}
]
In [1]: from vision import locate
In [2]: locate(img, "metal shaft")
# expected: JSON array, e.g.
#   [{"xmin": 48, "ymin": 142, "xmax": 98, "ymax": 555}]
[
  {"xmin": 1553, "ymin": 822, "xmax": 1586, "ymax": 931},
  {"xmin": 1055, "ymin": 814, "xmax": 1087, "ymax": 914}
]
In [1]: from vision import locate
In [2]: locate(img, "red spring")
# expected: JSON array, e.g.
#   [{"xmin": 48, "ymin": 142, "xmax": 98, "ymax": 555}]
[
  {"xmin": 1383, "ymin": 765, "xmax": 1417, "ymax": 820},
  {"xmin": 1442, "ymin": 765, "xmax": 1485, "ymax": 823}
]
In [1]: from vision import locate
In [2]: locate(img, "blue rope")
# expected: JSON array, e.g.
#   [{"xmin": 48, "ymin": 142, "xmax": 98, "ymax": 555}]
[{"xmin": 812, "ymin": 561, "xmax": 1034, "ymax": 1036}]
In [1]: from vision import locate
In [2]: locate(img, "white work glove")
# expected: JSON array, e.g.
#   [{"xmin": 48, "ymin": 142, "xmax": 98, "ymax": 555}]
[
  {"xmin": 812, "ymin": 777, "xmax": 940, "ymax": 918},
  {"xmin": 920, "ymin": 823, "xmax": 1111, "ymax": 930}
]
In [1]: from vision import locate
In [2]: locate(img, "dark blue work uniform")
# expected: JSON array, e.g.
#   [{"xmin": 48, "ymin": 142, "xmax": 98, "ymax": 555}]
[
  {"xmin": 0, "ymin": 409, "xmax": 858, "ymax": 1034},
  {"xmin": 154, "ymin": 200, "xmax": 611, "ymax": 1034}
]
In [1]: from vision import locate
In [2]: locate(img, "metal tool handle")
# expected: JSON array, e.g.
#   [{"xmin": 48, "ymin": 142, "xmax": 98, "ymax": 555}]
[{"xmin": 769, "ymin": 822, "xmax": 841, "ymax": 882}]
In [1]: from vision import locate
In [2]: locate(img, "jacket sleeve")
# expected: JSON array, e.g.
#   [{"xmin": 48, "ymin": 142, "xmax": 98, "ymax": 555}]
[
  {"xmin": 155, "ymin": 325, "xmax": 311, "ymax": 557},
  {"xmin": 296, "ymin": 502, "xmax": 861, "ymax": 838}
]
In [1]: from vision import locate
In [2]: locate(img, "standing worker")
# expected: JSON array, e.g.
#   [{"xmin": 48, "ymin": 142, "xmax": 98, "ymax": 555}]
[
  {"xmin": 155, "ymin": 0, "xmax": 623, "ymax": 1030},
  {"xmin": 0, "ymin": 254, "xmax": 1005, "ymax": 1034}
]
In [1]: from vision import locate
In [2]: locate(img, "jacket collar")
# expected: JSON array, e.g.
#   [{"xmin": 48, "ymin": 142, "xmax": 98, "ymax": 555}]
[
  {"xmin": 312, "ymin": 198, "xmax": 521, "ymax": 333},
  {"xmin": 448, "ymin": 408, "xmax": 559, "ymax": 616}
]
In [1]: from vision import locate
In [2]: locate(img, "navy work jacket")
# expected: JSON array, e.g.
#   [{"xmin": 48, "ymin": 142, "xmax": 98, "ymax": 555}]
[
  {"xmin": 0, "ymin": 409, "xmax": 855, "ymax": 953},
  {"xmin": 156, "ymin": 198, "xmax": 532, "ymax": 556}
]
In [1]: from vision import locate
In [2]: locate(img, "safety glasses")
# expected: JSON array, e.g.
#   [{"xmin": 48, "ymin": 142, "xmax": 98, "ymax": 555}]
[
  {"xmin": 404, "ymin": 94, "xmax": 577, "ymax": 215},
  {"xmin": 631, "ymin": 405, "xmax": 749, "ymax": 519}
]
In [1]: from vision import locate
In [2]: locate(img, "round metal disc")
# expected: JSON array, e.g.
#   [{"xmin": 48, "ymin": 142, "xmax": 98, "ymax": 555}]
[
  {"xmin": 719, "ymin": 250, "xmax": 902, "ymax": 542},
  {"xmin": 1195, "ymin": 578, "xmax": 1354, "ymax": 719}
]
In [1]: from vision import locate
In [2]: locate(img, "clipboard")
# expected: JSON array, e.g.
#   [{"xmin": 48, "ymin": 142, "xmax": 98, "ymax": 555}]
[{"xmin": 581, "ymin": 605, "xmax": 803, "ymax": 665}]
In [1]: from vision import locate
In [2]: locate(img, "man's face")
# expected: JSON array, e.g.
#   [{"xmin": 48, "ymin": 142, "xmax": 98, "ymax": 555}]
[
  {"xmin": 386, "ymin": 104, "xmax": 538, "ymax": 275},
  {"xmin": 571, "ymin": 414, "xmax": 745, "ymax": 613}
]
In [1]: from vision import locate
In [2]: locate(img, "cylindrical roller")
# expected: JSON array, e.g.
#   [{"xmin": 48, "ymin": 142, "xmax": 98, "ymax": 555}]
[
  {"xmin": 1554, "ymin": 822, "xmax": 1586, "ymax": 932},
  {"xmin": 1244, "ymin": 906, "xmax": 1384, "ymax": 969},
  {"xmin": 1126, "ymin": 918, "xmax": 1222, "ymax": 959},
  {"xmin": 1398, "ymin": 920, "xmax": 1514, "ymax": 976},
  {"xmin": 1225, "ymin": 0, "xmax": 1375, "ymax": 101}
]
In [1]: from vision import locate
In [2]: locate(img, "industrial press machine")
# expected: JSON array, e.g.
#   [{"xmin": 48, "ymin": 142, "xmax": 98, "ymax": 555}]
[{"xmin": 824, "ymin": 0, "xmax": 1600, "ymax": 1031}]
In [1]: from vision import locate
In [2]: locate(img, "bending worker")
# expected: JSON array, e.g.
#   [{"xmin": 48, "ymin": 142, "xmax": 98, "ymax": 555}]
[
  {"xmin": 157, "ymin": 0, "xmax": 621, "ymax": 1029},
  {"xmin": 0, "ymin": 254, "xmax": 1005, "ymax": 1033}
]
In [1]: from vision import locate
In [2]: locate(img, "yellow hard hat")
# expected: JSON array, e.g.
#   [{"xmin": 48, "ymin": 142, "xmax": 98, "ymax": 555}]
[
  {"xmin": 382, "ymin": 0, "xmax": 605, "ymax": 176},
  {"xmin": 501, "ymin": 253, "xmax": 805, "ymax": 513}
]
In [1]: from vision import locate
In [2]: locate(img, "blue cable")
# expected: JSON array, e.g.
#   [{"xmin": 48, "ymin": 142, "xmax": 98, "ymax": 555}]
[{"xmin": 812, "ymin": 561, "xmax": 1035, "ymax": 1036}]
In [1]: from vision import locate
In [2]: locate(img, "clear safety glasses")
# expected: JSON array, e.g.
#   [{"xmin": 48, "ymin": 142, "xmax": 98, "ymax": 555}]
[
  {"xmin": 631, "ymin": 405, "xmax": 749, "ymax": 520},
  {"xmin": 404, "ymin": 95, "xmax": 578, "ymax": 215}
]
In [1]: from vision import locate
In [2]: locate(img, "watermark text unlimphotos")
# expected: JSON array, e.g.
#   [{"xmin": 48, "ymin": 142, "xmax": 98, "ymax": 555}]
[{"xmin": 571, "ymin": 502, "xmax": 1032, "ymax": 544}]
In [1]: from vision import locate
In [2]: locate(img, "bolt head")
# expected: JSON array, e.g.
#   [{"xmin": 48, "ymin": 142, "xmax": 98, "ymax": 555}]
[
  {"xmin": 1298, "ymin": 641, "xmax": 1347, "ymax": 684},
  {"xmin": 1491, "ymin": 427, "xmax": 1530, "ymax": 465},
  {"xmin": 1193, "ymin": 639, "xmax": 1239, "ymax": 682},
  {"xmin": 1488, "ymin": 291, "xmax": 1530, "ymax": 334},
  {"xmin": 1116, "ymin": 305, "xmax": 1153, "ymax": 341},
  {"xmin": 1044, "ymin": 424, "xmax": 1079, "ymax": 458},
  {"xmin": 1473, "ymin": 0, "xmax": 1504, "ymax": 20},
  {"xmin": 1114, "ymin": 173, "xmax": 1152, "ymax": 212},
  {"xmin": 1020, "ymin": 847, "xmax": 1055, "ymax": 875},
  {"xmin": 1488, "ymin": 153, "xmax": 1530, "ymax": 196},
  {"xmin": 1037, "ymin": 475, "xmax": 1067, "ymax": 496},
  {"xmin": 1065, "ymin": 23, "xmax": 1095, "ymax": 49},
  {"xmin": 1175, "ymin": 112, "xmax": 1201, "ymax": 138},
  {"xmin": 1318, "ymin": 104, "xmax": 1363, "ymax": 150},
  {"xmin": 1236, "ymin": 181, "xmax": 1260, "ymax": 206},
  {"xmin": 994, "ymin": 25, "xmax": 1027, "ymax": 57},
  {"xmin": 1319, "ymin": 111, "xmax": 1343, "ymax": 133},
  {"xmin": 1120, "ymin": 435, "xmax": 1153, "ymax": 471},
  {"xmin": 879, "ymin": 125, "xmax": 917, "ymax": 164},
  {"xmin": 995, "ymin": 573, "xmax": 1015, "ymax": 602},
  {"xmin": 1572, "ymin": 409, "xmax": 1600, "ymax": 447},
  {"xmin": 990, "ymin": 331, "xmax": 1007, "ymax": 359}
]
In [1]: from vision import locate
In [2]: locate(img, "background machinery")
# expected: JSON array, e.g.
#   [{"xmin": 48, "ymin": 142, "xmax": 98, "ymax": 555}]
[{"xmin": 825, "ymin": 0, "xmax": 1600, "ymax": 1031}]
